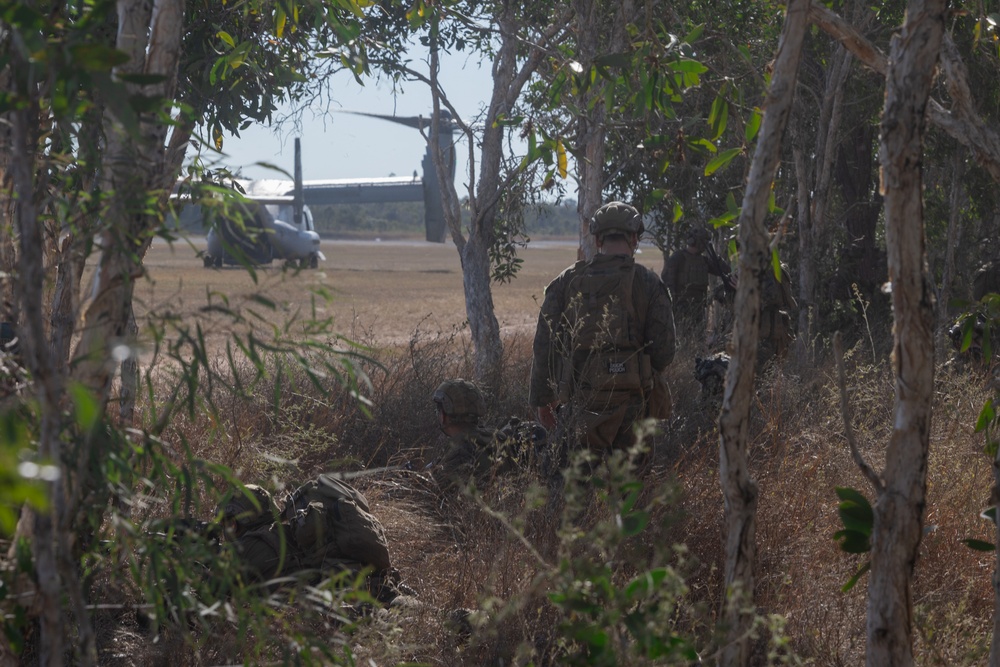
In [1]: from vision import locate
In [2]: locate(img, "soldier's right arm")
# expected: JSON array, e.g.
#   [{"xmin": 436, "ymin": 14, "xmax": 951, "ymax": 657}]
[
  {"xmin": 661, "ymin": 251, "xmax": 682, "ymax": 293},
  {"xmin": 529, "ymin": 274, "xmax": 568, "ymax": 408}
]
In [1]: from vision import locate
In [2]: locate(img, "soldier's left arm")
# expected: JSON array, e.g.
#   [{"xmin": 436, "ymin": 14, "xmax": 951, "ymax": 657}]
[{"xmin": 641, "ymin": 268, "xmax": 676, "ymax": 370}]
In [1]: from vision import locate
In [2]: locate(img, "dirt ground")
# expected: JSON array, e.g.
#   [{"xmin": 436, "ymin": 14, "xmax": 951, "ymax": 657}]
[{"xmin": 136, "ymin": 237, "xmax": 668, "ymax": 348}]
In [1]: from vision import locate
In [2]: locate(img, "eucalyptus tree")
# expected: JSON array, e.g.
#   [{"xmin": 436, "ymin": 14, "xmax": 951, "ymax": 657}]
[
  {"xmin": 358, "ymin": 0, "xmax": 573, "ymax": 381},
  {"xmin": 0, "ymin": 1, "xmax": 379, "ymax": 663}
]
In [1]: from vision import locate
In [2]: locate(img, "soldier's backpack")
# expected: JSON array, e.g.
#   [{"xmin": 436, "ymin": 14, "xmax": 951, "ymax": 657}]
[
  {"xmin": 282, "ymin": 474, "xmax": 391, "ymax": 573},
  {"xmin": 559, "ymin": 258, "xmax": 651, "ymax": 406}
]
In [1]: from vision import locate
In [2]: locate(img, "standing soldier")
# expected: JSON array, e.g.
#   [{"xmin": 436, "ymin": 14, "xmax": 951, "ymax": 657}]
[
  {"xmin": 758, "ymin": 263, "xmax": 797, "ymax": 362},
  {"xmin": 529, "ymin": 201, "xmax": 675, "ymax": 464},
  {"xmin": 661, "ymin": 226, "xmax": 730, "ymax": 343}
]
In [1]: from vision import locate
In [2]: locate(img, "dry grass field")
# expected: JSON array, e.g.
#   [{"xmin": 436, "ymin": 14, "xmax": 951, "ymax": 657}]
[
  {"xmin": 136, "ymin": 237, "xmax": 667, "ymax": 349},
  {"xmin": 68, "ymin": 236, "xmax": 1000, "ymax": 665}
]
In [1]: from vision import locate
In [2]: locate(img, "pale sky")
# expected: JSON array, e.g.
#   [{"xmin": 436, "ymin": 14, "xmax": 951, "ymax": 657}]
[{"xmin": 207, "ymin": 49, "xmax": 495, "ymax": 188}]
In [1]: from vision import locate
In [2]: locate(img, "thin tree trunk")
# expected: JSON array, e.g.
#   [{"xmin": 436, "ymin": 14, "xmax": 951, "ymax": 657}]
[
  {"xmin": 13, "ymin": 96, "xmax": 67, "ymax": 667},
  {"xmin": 809, "ymin": 0, "xmax": 1000, "ymax": 186},
  {"xmin": 867, "ymin": 1, "xmax": 943, "ymax": 664},
  {"xmin": 718, "ymin": 1, "xmax": 808, "ymax": 665},
  {"xmin": 938, "ymin": 146, "xmax": 964, "ymax": 340},
  {"xmin": 427, "ymin": 5, "xmax": 568, "ymax": 381}
]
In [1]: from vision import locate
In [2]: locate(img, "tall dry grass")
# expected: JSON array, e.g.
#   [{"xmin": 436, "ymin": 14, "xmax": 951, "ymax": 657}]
[{"xmin": 102, "ymin": 319, "xmax": 999, "ymax": 665}]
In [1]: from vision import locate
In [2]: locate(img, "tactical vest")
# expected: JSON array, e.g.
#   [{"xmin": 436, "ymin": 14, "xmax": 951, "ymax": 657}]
[
  {"xmin": 558, "ymin": 257, "xmax": 653, "ymax": 409},
  {"xmin": 677, "ymin": 253, "xmax": 710, "ymax": 299}
]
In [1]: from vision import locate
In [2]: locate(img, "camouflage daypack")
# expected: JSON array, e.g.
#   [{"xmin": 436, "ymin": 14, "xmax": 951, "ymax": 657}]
[
  {"xmin": 282, "ymin": 474, "xmax": 391, "ymax": 573},
  {"xmin": 558, "ymin": 257, "xmax": 652, "ymax": 408}
]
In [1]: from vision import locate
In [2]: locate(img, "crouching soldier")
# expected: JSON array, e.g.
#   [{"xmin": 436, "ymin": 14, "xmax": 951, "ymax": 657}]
[{"xmin": 430, "ymin": 378, "xmax": 546, "ymax": 492}]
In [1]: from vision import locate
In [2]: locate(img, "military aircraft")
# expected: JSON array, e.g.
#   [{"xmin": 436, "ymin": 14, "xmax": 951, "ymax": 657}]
[
  {"xmin": 200, "ymin": 138, "xmax": 325, "ymax": 269},
  {"xmin": 190, "ymin": 112, "xmax": 461, "ymax": 268}
]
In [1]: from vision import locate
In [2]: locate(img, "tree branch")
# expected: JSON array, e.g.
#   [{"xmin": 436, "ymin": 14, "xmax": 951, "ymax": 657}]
[{"xmin": 833, "ymin": 332, "xmax": 884, "ymax": 494}]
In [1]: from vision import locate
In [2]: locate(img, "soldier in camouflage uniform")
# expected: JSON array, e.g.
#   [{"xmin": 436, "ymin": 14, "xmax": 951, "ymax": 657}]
[
  {"xmin": 219, "ymin": 479, "xmax": 396, "ymax": 597},
  {"xmin": 431, "ymin": 379, "xmax": 544, "ymax": 491},
  {"xmin": 661, "ymin": 226, "xmax": 728, "ymax": 343},
  {"xmin": 530, "ymin": 201, "xmax": 675, "ymax": 458},
  {"xmin": 758, "ymin": 263, "xmax": 797, "ymax": 362}
]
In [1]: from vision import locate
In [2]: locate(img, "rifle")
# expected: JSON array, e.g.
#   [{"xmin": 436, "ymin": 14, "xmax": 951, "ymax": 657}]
[{"xmin": 705, "ymin": 243, "xmax": 737, "ymax": 295}]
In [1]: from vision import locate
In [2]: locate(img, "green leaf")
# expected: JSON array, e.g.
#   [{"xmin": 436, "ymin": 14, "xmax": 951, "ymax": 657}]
[
  {"xmin": 217, "ymin": 31, "xmax": 235, "ymax": 48},
  {"xmin": 704, "ymin": 147, "xmax": 741, "ymax": 176},
  {"xmin": 745, "ymin": 108, "xmax": 762, "ymax": 142},
  {"xmin": 976, "ymin": 399, "xmax": 995, "ymax": 433},
  {"xmin": 669, "ymin": 59, "xmax": 708, "ymax": 74},
  {"xmin": 673, "ymin": 201, "xmax": 683, "ymax": 223},
  {"xmin": 835, "ymin": 488, "xmax": 874, "ymax": 539},
  {"xmin": 963, "ymin": 538, "xmax": 996, "ymax": 552},
  {"xmin": 833, "ymin": 528, "xmax": 871, "ymax": 553},
  {"xmin": 726, "ymin": 192, "xmax": 739, "ymax": 214},
  {"xmin": 70, "ymin": 44, "xmax": 130, "ymax": 71},
  {"xmin": 771, "ymin": 249, "xmax": 781, "ymax": 281},
  {"xmin": 68, "ymin": 382, "xmax": 99, "ymax": 432},
  {"xmin": 683, "ymin": 24, "xmax": 705, "ymax": 44},
  {"xmin": 594, "ymin": 52, "xmax": 630, "ymax": 69},
  {"xmin": 841, "ymin": 561, "xmax": 870, "ymax": 592},
  {"xmin": 709, "ymin": 96, "xmax": 728, "ymax": 140},
  {"xmin": 621, "ymin": 510, "xmax": 649, "ymax": 536}
]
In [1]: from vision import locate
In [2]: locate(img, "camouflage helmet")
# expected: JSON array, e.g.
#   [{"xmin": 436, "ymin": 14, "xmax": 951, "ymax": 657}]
[
  {"xmin": 432, "ymin": 379, "xmax": 485, "ymax": 424},
  {"xmin": 589, "ymin": 201, "xmax": 644, "ymax": 237},
  {"xmin": 685, "ymin": 226, "xmax": 711, "ymax": 249},
  {"xmin": 220, "ymin": 484, "xmax": 277, "ymax": 533}
]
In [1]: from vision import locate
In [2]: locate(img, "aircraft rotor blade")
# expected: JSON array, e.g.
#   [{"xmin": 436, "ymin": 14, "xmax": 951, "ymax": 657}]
[{"xmin": 338, "ymin": 110, "xmax": 459, "ymax": 132}]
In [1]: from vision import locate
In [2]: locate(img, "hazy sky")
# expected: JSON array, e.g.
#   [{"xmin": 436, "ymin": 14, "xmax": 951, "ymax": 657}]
[{"xmin": 208, "ymin": 49, "xmax": 495, "ymax": 187}]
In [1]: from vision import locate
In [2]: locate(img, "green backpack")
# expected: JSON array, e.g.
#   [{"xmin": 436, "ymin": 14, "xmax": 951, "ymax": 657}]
[
  {"xmin": 559, "ymin": 258, "xmax": 650, "ymax": 406},
  {"xmin": 282, "ymin": 474, "xmax": 391, "ymax": 572}
]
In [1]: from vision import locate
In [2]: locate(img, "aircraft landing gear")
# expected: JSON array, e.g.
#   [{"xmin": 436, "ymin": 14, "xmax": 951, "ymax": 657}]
[
  {"xmin": 203, "ymin": 254, "xmax": 213, "ymax": 268},
  {"xmin": 308, "ymin": 253, "xmax": 319, "ymax": 269}
]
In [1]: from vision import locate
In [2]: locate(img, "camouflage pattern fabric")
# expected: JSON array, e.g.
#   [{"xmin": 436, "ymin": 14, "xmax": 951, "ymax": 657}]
[
  {"xmin": 759, "ymin": 264, "xmax": 796, "ymax": 361},
  {"xmin": 432, "ymin": 378, "xmax": 485, "ymax": 425},
  {"xmin": 974, "ymin": 261, "xmax": 1000, "ymax": 301},
  {"xmin": 435, "ymin": 418, "xmax": 546, "ymax": 491},
  {"xmin": 530, "ymin": 253, "xmax": 675, "ymax": 454},
  {"xmin": 284, "ymin": 476, "xmax": 392, "ymax": 573},
  {"xmin": 221, "ymin": 484, "xmax": 278, "ymax": 535},
  {"xmin": 695, "ymin": 352, "xmax": 730, "ymax": 397},
  {"xmin": 235, "ymin": 524, "xmax": 288, "ymax": 581}
]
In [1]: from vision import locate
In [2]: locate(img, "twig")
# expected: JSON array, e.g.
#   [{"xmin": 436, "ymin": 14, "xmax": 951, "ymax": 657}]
[{"xmin": 834, "ymin": 332, "xmax": 883, "ymax": 494}]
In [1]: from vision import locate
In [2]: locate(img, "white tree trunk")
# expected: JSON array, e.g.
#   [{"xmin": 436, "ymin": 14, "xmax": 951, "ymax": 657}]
[
  {"xmin": 428, "ymin": 5, "xmax": 568, "ymax": 381},
  {"xmin": 717, "ymin": 1, "xmax": 808, "ymax": 665},
  {"xmin": 867, "ymin": 1, "xmax": 943, "ymax": 664}
]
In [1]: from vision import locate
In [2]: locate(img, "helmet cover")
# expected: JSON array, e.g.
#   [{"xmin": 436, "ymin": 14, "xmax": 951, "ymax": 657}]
[
  {"xmin": 221, "ymin": 484, "xmax": 277, "ymax": 531},
  {"xmin": 589, "ymin": 202, "xmax": 644, "ymax": 237},
  {"xmin": 432, "ymin": 379, "xmax": 485, "ymax": 423}
]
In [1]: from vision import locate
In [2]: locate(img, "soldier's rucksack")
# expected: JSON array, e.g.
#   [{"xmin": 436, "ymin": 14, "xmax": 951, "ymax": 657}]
[
  {"xmin": 282, "ymin": 474, "xmax": 391, "ymax": 573},
  {"xmin": 559, "ymin": 258, "xmax": 650, "ymax": 404}
]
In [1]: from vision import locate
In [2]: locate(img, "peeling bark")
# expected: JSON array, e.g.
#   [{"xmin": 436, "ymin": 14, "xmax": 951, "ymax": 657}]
[
  {"xmin": 867, "ymin": 1, "xmax": 943, "ymax": 664},
  {"xmin": 809, "ymin": 0, "xmax": 1000, "ymax": 185},
  {"xmin": 718, "ymin": 0, "xmax": 808, "ymax": 664}
]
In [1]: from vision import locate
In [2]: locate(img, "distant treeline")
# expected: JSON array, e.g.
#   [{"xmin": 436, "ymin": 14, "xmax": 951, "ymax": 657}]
[{"xmin": 311, "ymin": 200, "xmax": 580, "ymax": 238}]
